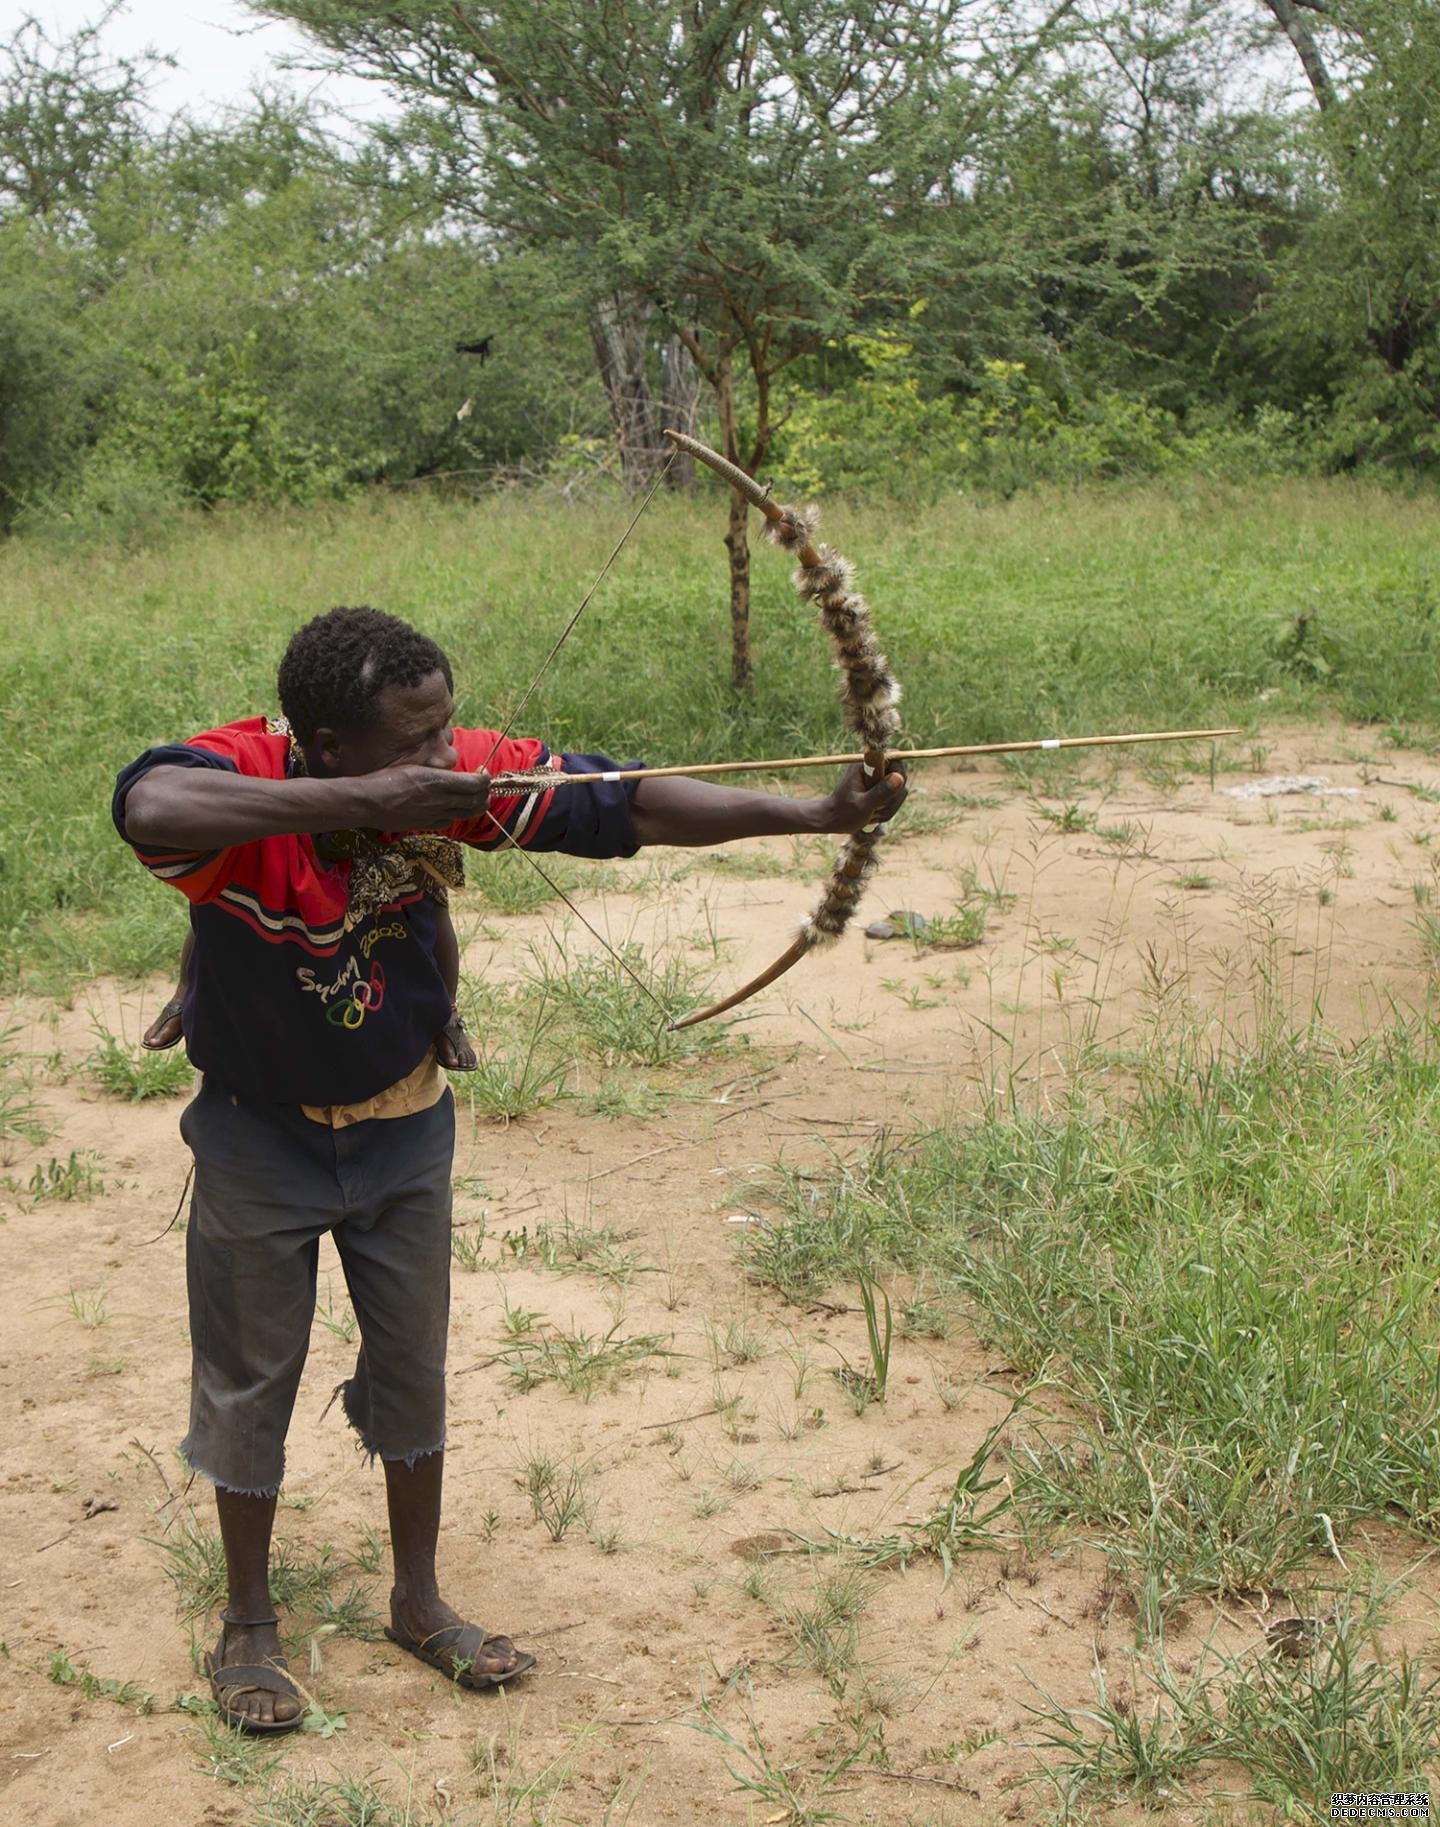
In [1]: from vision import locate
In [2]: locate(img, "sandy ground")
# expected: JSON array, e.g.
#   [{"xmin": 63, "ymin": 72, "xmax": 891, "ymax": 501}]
[{"xmin": 3, "ymin": 724, "xmax": 1440, "ymax": 1827}]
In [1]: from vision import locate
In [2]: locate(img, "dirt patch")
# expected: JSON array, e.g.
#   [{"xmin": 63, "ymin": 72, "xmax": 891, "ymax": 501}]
[{"xmin": 2, "ymin": 724, "xmax": 1437, "ymax": 1826}]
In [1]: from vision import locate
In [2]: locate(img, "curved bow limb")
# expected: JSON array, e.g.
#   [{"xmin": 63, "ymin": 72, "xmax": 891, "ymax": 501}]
[
  {"xmin": 667, "ymin": 933, "xmax": 810, "ymax": 1032},
  {"xmin": 662, "ymin": 430, "xmax": 903, "ymax": 1031}
]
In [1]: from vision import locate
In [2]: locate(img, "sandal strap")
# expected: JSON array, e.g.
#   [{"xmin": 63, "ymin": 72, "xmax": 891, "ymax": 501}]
[{"xmin": 212, "ymin": 1663, "xmax": 296, "ymax": 1696}]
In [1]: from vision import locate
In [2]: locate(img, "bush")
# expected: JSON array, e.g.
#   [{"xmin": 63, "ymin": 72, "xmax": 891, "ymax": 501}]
[
  {"xmin": 14, "ymin": 443, "xmax": 186, "ymax": 551},
  {"xmin": 780, "ymin": 341, "xmax": 1317, "ymax": 498}
]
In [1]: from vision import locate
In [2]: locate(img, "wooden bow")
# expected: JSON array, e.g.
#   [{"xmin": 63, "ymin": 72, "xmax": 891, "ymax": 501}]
[{"xmin": 662, "ymin": 430, "xmax": 902, "ymax": 1030}]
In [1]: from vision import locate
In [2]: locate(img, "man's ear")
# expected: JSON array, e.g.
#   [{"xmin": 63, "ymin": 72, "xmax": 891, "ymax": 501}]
[{"xmin": 311, "ymin": 726, "xmax": 345, "ymax": 775}]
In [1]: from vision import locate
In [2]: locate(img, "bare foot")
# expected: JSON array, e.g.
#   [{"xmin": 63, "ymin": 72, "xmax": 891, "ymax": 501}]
[
  {"xmin": 435, "ymin": 1015, "xmax": 477, "ymax": 1072},
  {"xmin": 206, "ymin": 1617, "xmax": 302, "ymax": 1729},
  {"xmin": 142, "ymin": 996, "xmax": 185, "ymax": 1051}
]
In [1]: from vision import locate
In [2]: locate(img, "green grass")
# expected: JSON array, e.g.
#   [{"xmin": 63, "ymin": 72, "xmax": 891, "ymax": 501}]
[
  {"xmin": 497, "ymin": 1320, "xmax": 671, "ymax": 1398},
  {"xmin": 85, "ymin": 1029, "xmax": 192, "ymax": 1100},
  {"xmin": 747, "ymin": 1004, "xmax": 1440, "ymax": 1624},
  {"xmin": 5, "ymin": 1150, "xmax": 105, "ymax": 1205},
  {"xmin": 154, "ymin": 1518, "xmax": 377, "ymax": 1639},
  {"xmin": 2, "ymin": 479, "xmax": 1437, "ymax": 990},
  {"xmin": 0, "ymin": 1025, "xmax": 48, "ymax": 1163},
  {"xmin": 1027, "ymin": 1579, "xmax": 1440, "ymax": 1819}
]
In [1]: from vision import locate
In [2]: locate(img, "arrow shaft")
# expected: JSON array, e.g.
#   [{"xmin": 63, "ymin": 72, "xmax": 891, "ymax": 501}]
[{"xmin": 491, "ymin": 727, "xmax": 1239, "ymax": 791}]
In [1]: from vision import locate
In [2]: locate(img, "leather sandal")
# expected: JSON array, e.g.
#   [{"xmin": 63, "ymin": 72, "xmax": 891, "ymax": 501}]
[
  {"xmin": 385, "ymin": 1603, "xmax": 536, "ymax": 1690},
  {"xmin": 202, "ymin": 1612, "xmax": 305, "ymax": 1736}
]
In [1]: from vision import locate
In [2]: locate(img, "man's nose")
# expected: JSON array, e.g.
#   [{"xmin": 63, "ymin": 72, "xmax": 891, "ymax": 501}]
[{"xmin": 428, "ymin": 734, "xmax": 458, "ymax": 770}]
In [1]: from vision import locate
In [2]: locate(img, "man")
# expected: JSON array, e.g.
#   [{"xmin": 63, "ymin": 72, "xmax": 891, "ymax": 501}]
[{"xmin": 114, "ymin": 604, "xmax": 906, "ymax": 1733}]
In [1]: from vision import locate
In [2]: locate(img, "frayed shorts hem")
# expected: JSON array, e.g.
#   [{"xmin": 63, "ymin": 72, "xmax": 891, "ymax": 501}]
[
  {"xmin": 180, "ymin": 1441, "xmax": 284, "ymax": 1500},
  {"xmin": 339, "ymin": 1375, "xmax": 445, "ymax": 1469},
  {"xmin": 376, "ymin": 1439, "xmax": 446, "ymax": 1470}
]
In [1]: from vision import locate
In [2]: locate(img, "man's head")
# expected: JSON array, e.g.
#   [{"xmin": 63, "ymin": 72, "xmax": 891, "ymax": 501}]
[{"xmin": 277, "ymin": 606, "xmax": 456, "ymax": 777}]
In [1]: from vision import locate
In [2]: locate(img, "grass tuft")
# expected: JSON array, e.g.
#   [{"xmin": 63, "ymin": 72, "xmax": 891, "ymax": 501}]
[{"xmin": 85, "ymin": 1029, "xmax": 192, "ymax": 1101}]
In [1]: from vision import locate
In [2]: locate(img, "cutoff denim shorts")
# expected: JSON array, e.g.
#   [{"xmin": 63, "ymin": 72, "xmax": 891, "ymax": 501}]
[{"xmin": 178, "ymin": 1076, "xmax": 455, "ymax": 1497}]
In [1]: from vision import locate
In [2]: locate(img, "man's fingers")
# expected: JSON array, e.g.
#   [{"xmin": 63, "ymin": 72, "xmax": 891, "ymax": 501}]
[{"xmin": 867, "ymin": 769, "xmax": 908, "ymax": 809}]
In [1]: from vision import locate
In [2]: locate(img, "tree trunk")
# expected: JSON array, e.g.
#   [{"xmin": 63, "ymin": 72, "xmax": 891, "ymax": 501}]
[
  {"xmin": 660, "ymin": 333, "xmax": 701, "ymax": 487},
  {"xmin": 589, "ymin": 292, "xmax": 663, "ymax": 492},
  {"xmin": 715, "ymin": 358, "xmax": 752, "ymax": 693},
  {"xmin": 1260, "ymin": 0, "xmax": 1335, "ymax": 111}
]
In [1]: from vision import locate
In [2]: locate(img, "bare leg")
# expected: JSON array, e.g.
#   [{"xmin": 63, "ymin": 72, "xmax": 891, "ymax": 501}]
[
  {"xmin": 385, "ymin": 1451, "xmax": 525, "ymax": 1679},
  {"xmin": 211, "ymin": 1487, "xmax": 301, "ymax": 1727}
]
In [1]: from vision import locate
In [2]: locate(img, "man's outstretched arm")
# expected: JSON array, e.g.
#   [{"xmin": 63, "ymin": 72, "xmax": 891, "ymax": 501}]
[
  {"xmin": 124, "ymin": 754, "xmax": 904, "ymax": 853},
  {"xmin": 123, "ymin": 763, "xmax": 494, "ymax": 851},
  {"xmin": 628, "ymin": 763, "xmax": 907, "ymax": 848}
]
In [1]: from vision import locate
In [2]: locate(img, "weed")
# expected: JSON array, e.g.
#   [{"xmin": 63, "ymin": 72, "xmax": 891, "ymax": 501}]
[
  {"xmin": 0, "ymin": 1026, "xmax": 48, "ymax": 1162},
  {"xmin": 900, "ymin": 1284, "xmax": 950, "ymax": 1339},
  {"xmin": 780, "ymin": 1566, "xmax": 873, "ymax": 1697},
  {"xmin": 1027, "ymin": 1583, "xmax": 1440, "ymax": 1814},
  {"xmin": 1035, "ymin": 801, "xmax": 1095, "ymax": 835},
  {"xmin": 856, "ymin": 1272, "xmax": 893, "ymax": 1402},
  {"xmin": 578, "ymin": 1072, "xmax": 673, "ymax": 1120},
  {"xmin": 463, "ymin": 998, "xmax": 568, "ymax": 1123},
  {"xmin": 86, "ymin": 1029, "xmax": 191, "ymax": 1101},
  {"xmin": 154, "ymin": 1520, "xmax": 377, "ymax": 1638},
  {"xmin": 922, "ymin": 905, "xmax": 988, "ymax": 952},
  {"xmin": 525, "ymin": 1210, "xmax": 643, "ymax": 1285},
  {"xmin": 710, "ymin": 1313, "xmax": 771, "ymax": 1366},
  {"xmin": 350, "ymin": 1526, "xmax": 386, "ymax": 1576},
  {"xmin": 64, "ymin": 1282, "xmax": 108, "ymax": 1328},
  {"xmin": 1412, "ymin": 908, "xmax": 1440, "ymax": 969},
  {"xmin": 182, "ymin": 1696, "xmax": 284, "ymax": 1786},
  {"xmin": 880, "ymin": 977, "xmax": 941, "ymax": 1010},
  {"xmin": 247, "ymin": 1775, "xmax": 414, "ymax": 1826},
  {"xmin": 525, "ymin": 941, "xmax": 729, "ymax": 1067},
  {"xmin": 797, "ymin": 1412, "xmax": 1016, "ymax": 1581},
  {"xmin": 690, "ymin": 1702, "xmax": 861, "ymax": 1824},
  {"xmin": 1097, "ymin": 820, "xmax": 1151, "ymax": 854},
  {"xmin": 47, "ymin": 1649, "xmax": 155, "ymax": 1711},
  {"xmin": 7, "ymin": 1150, "xmax": 104, "ymax": 1205},
  {"xmin": 498, "ymin": 1321, "xmax": 669, "ymax": 1398},
  {"xmin": 154, "ymin": 1521, "xmax": 229, "ymax": 1616},
  {"xmin": 954, "ymin": 860, "xmax": 1017, "ymax": 913},
  {"xmin": 314, "ymin": 1280, "xmax": 358, "ymax": 1343},
  {"xmin": 499, "ymin": 1289, "xmax": 542, "ymax": 1337},
  {"xmin": 451, "ymin": 1227, "xmax": 487, "ymax": 1272},
  {"xmin": 1026, "ymin": 1655, "xmax": 1212, "ymax": 1809},
  {"xmin": 521, "ymin": 1452, "xmax": 591, "ymax": 1541}
]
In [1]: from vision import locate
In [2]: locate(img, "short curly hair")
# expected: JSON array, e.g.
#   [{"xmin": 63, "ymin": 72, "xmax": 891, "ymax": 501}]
[{"xmin": 277, "ymin": 606, "xmax": 453, "ymax": 745}]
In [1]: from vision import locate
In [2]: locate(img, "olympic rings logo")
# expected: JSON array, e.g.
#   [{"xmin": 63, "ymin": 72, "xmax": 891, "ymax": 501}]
[{"xmin": 325, "ymin": 962, "xmax": 387, "ymax": 1030}]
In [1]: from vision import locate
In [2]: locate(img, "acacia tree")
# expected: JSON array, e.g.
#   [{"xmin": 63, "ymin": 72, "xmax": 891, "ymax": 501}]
[
  {"xmin": 247, "ymin": 0, "xmax": 1017, "ymax": 689},
  {"xmin": 0, "ymin": 7, "xmax": 166, "ymax": 226},
  {"xmin": 1250, "ymin": 0, "xmax": 1440, "ymax": 458}
]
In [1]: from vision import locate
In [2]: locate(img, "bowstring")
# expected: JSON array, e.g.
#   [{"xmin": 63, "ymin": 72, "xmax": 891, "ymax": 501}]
[
  {"xmin": 466, "ymin": 448, "xmax": 679, "ymax": 1015},
  {"xmin": 480, "ymin": 808, "xmax": 670, "ymax": 1019},
  {"xmin": 480, "ymin": 446, "xmax": 679, "ymax": 775}
]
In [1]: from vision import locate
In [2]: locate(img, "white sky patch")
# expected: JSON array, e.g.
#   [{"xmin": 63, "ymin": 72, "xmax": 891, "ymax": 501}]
[{"xmin": 27, "ymin": 0, "xmax": 395, "ymax": 125}]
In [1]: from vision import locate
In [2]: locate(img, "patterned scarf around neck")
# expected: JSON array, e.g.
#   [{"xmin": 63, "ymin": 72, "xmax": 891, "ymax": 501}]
[{"xmin": 271, "ymin": 717, "xmax": 465, "ymax": 931}]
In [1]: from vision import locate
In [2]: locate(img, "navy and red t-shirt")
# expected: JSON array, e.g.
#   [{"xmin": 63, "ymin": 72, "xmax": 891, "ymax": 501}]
[{"xmin": 112, "ymin": 720, "xmax": 641, "ymax": 1107}]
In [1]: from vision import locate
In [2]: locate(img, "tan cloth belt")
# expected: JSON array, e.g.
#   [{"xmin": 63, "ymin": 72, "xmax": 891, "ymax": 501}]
[{"xmin": 301, "ymin": 1051, "xmax": 446, "ymax": 1128}]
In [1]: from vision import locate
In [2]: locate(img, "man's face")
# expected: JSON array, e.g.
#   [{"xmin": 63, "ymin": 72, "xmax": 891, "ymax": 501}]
[{"xmin": 313, "ymin": 668, "xmax": 457, "ymax": 777}]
